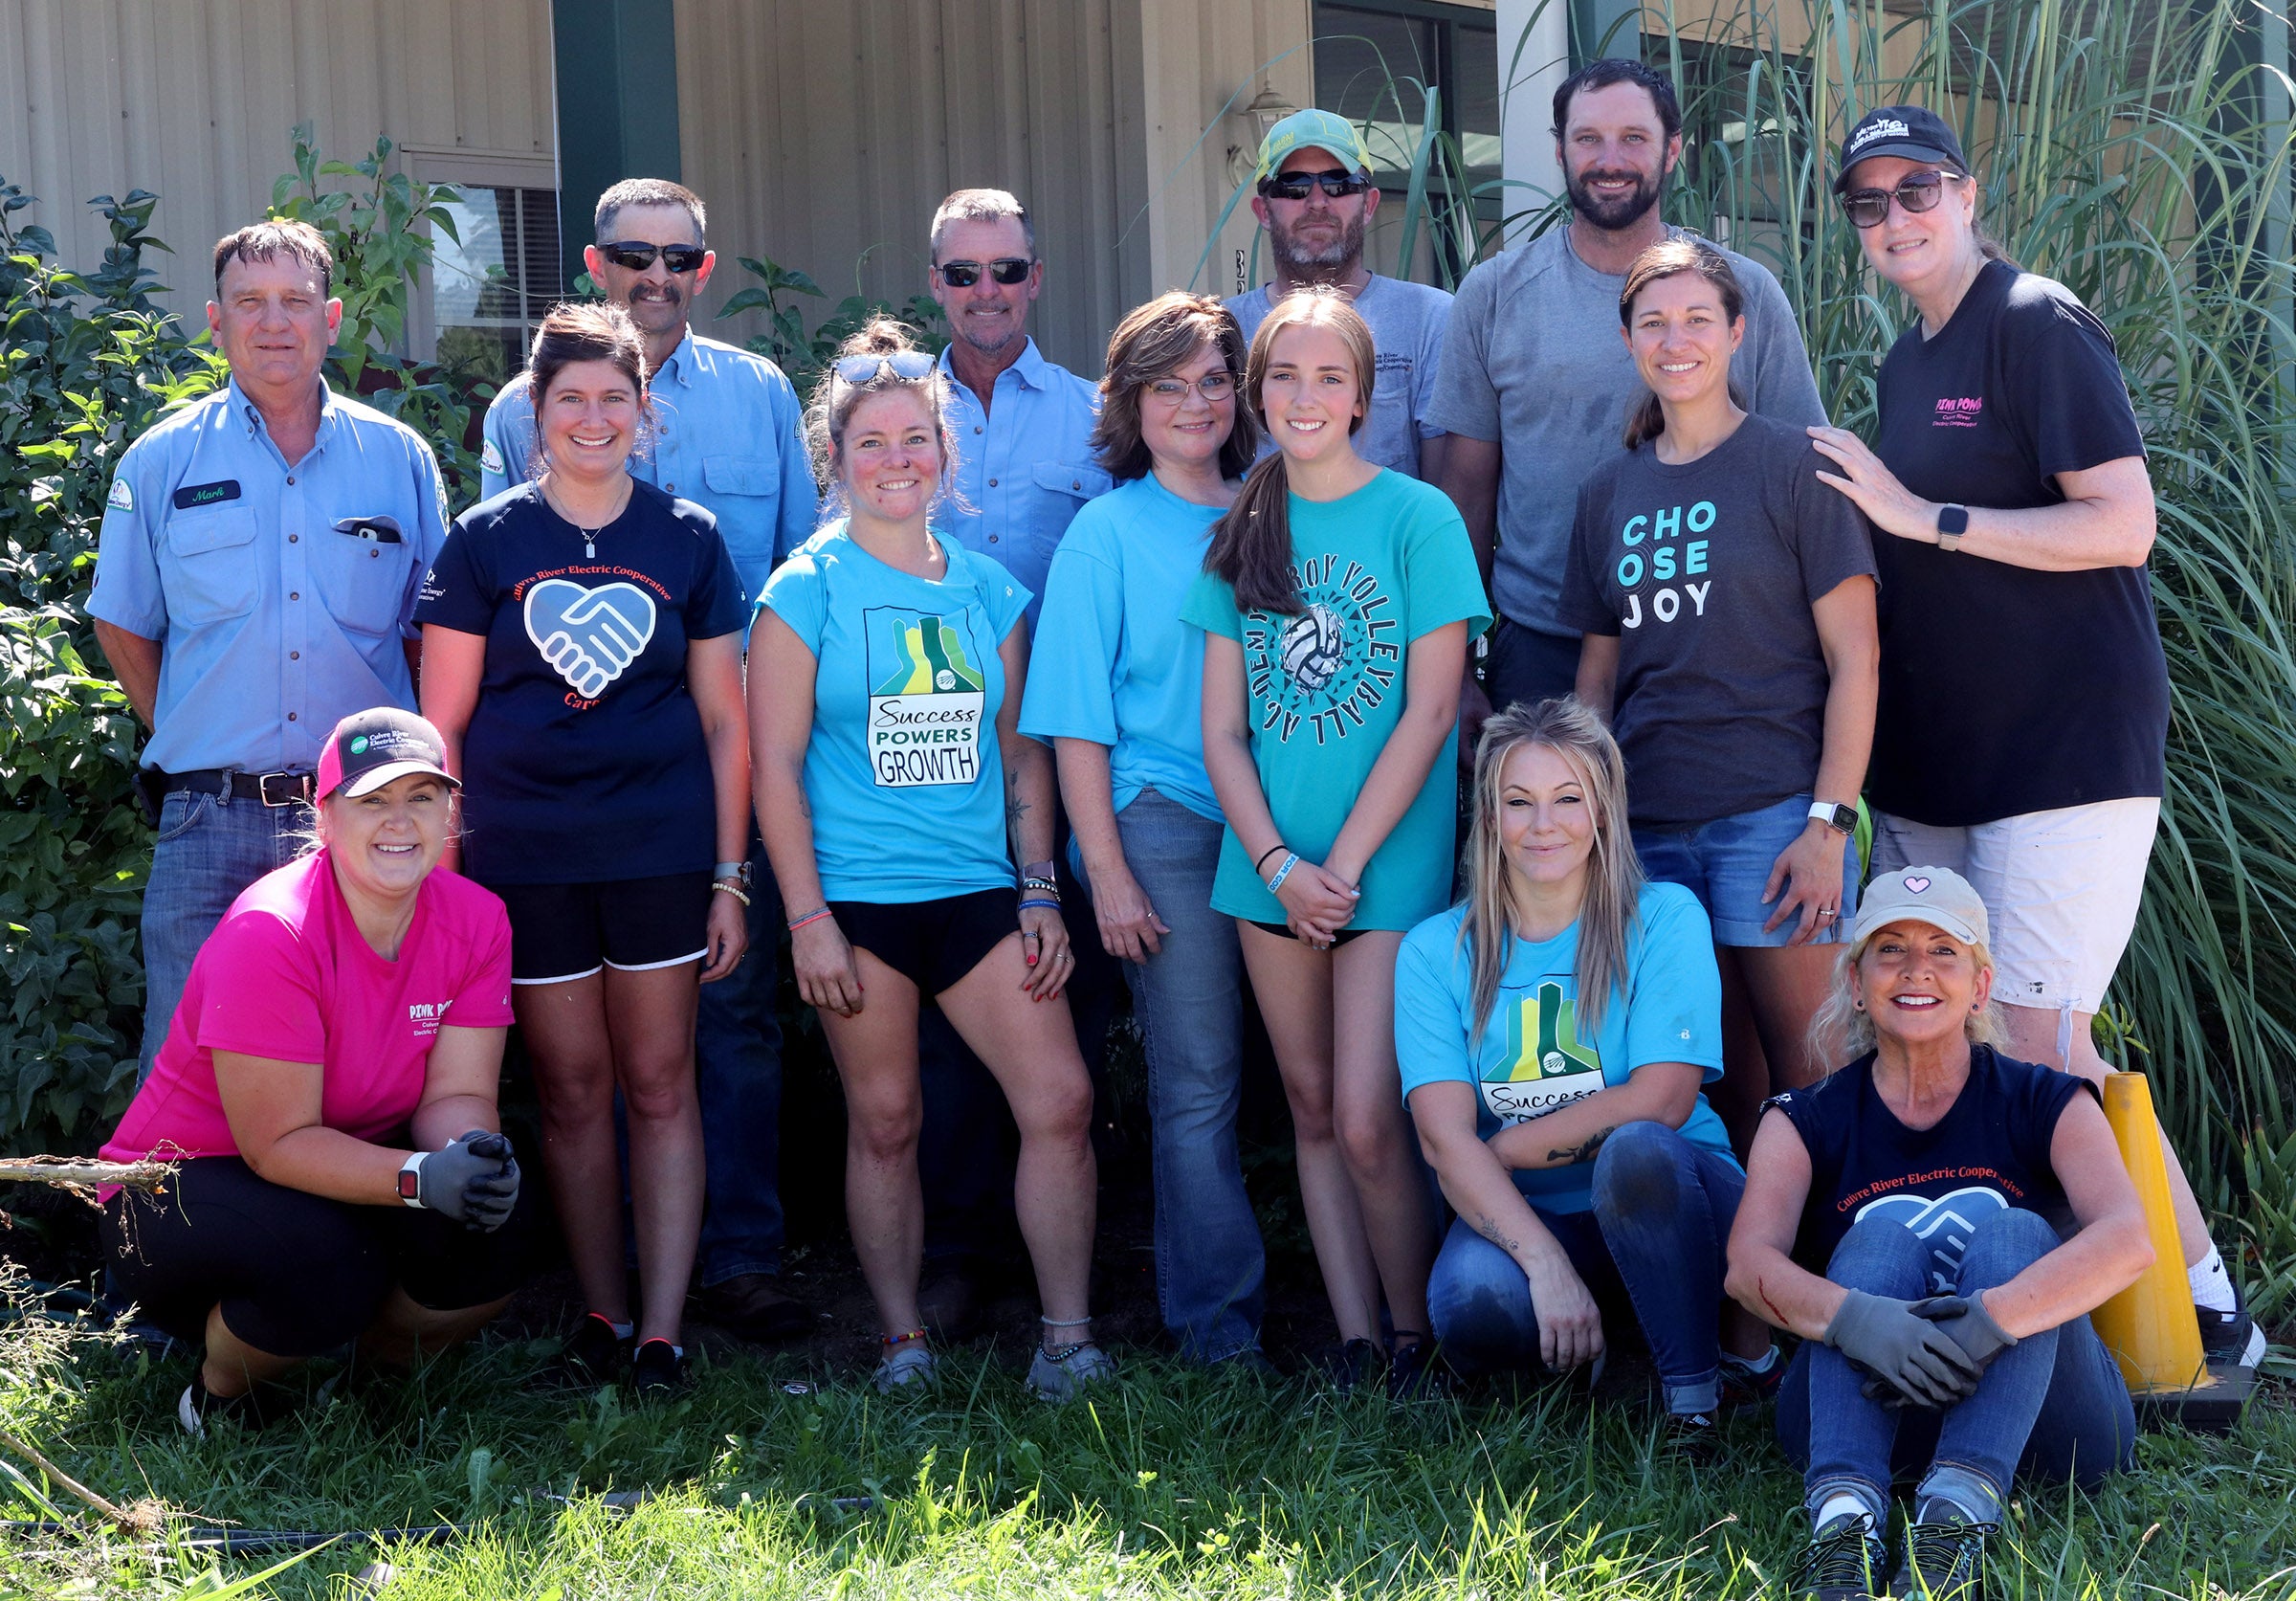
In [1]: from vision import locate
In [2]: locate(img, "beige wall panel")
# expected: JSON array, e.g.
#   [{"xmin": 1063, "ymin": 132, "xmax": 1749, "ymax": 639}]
[{"xmin": 9, "ymin": 0, "xmax": 553, "ymax": 327}]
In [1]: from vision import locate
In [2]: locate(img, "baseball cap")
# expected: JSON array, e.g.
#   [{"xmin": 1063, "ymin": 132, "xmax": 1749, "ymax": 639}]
[
  {"xmin": 1834, "ymin": 103, "xmax": 1969, "ymax": 191},
  {"xmin": 317, "ymin": 707, "xmax": 459, "ymax": 800},
  {"xmin": 1255, "ymin": 109, "xmax": 1375, "ymax": 183},
  {"xmin": 1848, "ymin": 865, "xmax": 1989, "ymax": 950}
]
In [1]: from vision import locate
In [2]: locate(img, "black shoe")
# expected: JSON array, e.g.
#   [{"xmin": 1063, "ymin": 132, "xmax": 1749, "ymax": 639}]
[
  {"xmin": 1315, "ymin": 1338, "xmax": 1384, "ymax": 1394},
  {"xmin": 1385, "ymin": 1337, "xmax": 1455, "ymax": 1400},
  {"xmin": 2196, "ymin": 1283, "xmax": 2267, "ymax": 1368},
  {"xmin": 916, "ymin": 1260, "xmax": 984, "ymax": 1344},
  {"xmin": 629, "ymin": 1338, "xmax": 689, "ymax": 1400},
  {"xmin": 1792, "ymin": 1511, "xmax": 1890, "ymax": 1601},
  {"xmin": 1662, "ymin": 1410, "xmax": 1722, "ymax": 1461},
  {"xmin": 1894, "ymin": 1502, "xmax": 1993, "ymax": 1600},
  {"xmin": 559, "ymin": 1313, "xmax": 631, "ymax": 1387},
  {"xmin": 695, "ymin": 1274, "xmax": 816, "ymax": 1343},
  {"xmin": 177, "ymin": 1373, "xmax": 283, "ymax": 1438}
]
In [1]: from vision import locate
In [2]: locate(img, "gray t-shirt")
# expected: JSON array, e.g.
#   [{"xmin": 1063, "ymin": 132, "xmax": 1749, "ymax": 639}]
[
  {"xmin": 1426, "ymin": 227, "xmax": 1826, "ymax": 635},
  {"xmin": 1226, "ymin": 273, "xmax": 1452, "ymax": 479},
  {"xmin": 1556, "ymin": 411, "xmax": 1876, "ymax": 828}
]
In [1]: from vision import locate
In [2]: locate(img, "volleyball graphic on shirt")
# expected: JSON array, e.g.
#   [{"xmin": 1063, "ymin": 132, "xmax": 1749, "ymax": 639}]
[
  {"xmin": 1278, "ymin": 604, "xmax": 1347, "ymax": 692},
  {"xmin": 865, "ymin": 606, "xmax": 988, "ymax": 788},
  {"xmin": 1477, "ymin": 979, "xmax": 1606, "ymax": 1124},
  {"xmin": 1238, "ymin": 553, "xmax": 1400, "ymax": 745}
]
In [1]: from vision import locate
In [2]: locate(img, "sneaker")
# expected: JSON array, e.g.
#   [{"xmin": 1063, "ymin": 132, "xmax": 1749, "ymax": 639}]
[
  {"xmin": 1792, "ymin": 1510, "xmax": 1891, "ymax": 1601},
  {"xmin": 1662, "ymin": 1410, "xmax": 1722, "ymax": 1461},
  {"xmin": 1385, "ymin": 1337, "xmax": 1455, "ymax": 1400},
  {"xmin": 2195, "ymin": 1284, "xmax": 2268, "ymax": 1369},
  {"xmin": 873, "ymin": 1340, "xmax": 938, "ymax": 1394},
  {"xmin": 176, "ymin": 1373, "xmax": 279, "ymax": 1438},
  {"xmin": 1894, "ymin": 1502, "xmax": 1994, "ymax": 1600},
  {"xmin": 629, "ymin": 1338, "xmax": 689, "ymax": 1400},
  {"xmin": 1315, "ymin": 1338, "xmax": 1385, "ymax": 1395},
  {"xmin": 1719, "ymin": 1345, "xmax": 1786, "ymax": 1408},
  {"xmin": 560, "ymin": 1313, "xmax": 632, "ymax": 1388},
  {"xmin": 695, "ymin": 1274, "xmax": 815, "ymax": 1343},
  {"xmin": 1027, "ymin": 1341, "xmax": 1117, "ymax": 1403}
]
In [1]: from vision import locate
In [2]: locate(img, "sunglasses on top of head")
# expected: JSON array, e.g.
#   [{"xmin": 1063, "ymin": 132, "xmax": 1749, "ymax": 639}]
[
  {"xmin": 1258, "ymin": 167, "xmax": 1374, "ymax": 201},
  {"xmin": 1837, "ymin": 169, "xmax": 1962, "ymax": 230},
  {"xmin": 832, "ymin": 351, "xmax": 938, "ymax": 386},
  {"xmin": 599, "ymin": 241, "xmax": 709, "ymax": 273},
  {"xmin": 935, "ymin": 257, "xmax": 1033, "ymax": 287}
]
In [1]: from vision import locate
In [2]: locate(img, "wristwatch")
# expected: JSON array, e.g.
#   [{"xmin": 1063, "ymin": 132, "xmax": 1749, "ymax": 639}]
[
  {"xmin": 714, "ymin": 859, "xmax": 753, "ymax": 888},
  {"xmin": 1935, "ymin": 502, "xmax": 1969, "ymax": 551},
  {"xmin": 396, "ymin": 1150, "xmax": 428, "ymax": 1208},
  {"xmin": 1808, "ymin": 800, "xmax": 1858, "ymax": 835}
]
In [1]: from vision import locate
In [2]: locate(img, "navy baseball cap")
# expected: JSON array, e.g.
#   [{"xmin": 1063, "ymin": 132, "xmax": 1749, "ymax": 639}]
[{"xmin": 1835, "ymin": 104, "xmax": 1969, "ymax": 191}]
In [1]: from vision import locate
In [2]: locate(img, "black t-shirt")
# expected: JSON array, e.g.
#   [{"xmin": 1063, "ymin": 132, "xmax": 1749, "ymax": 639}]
[
  {"xmin": 414, "ymin": 481, "xmax": 747, "ymax": 884},
  {"xmin": 1765, "ymin": 1045, "xmax": 2091, "ymax": 1292},
  {"xmin": 1558, "ymin": 411, "xmax": 1877, "ymax": 827},
  {"xmin": 1866, "ymin": 259, "xmax": 2168, "ymax": 826}
]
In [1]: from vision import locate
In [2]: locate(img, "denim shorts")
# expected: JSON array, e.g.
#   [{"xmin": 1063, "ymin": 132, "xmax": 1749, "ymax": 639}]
[{"xmin": 1632, "ymin": 792, "xmax": 1858, "ymax": 947}]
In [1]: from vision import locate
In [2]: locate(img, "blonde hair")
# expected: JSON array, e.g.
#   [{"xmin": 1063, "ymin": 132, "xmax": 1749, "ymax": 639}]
[
  {"xmin": 1458, "ymin": 698, "xmax": 1644, "ymax": 1045},
  {"xmin": 1807, "ymin": 928, "xmax": 2007, "ymax": 1064},
  {"xmin": 803, "ymin": 317, "xmax": 960, "ymax": 514}
]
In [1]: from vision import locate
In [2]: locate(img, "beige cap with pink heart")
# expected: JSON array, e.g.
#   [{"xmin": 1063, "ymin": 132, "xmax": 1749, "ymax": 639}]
[{"xmin": 1849, "ymin": 865, "xmax": 1989, "ymax": 949}]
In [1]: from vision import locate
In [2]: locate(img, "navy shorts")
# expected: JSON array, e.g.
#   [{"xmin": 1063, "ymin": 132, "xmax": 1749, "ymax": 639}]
[
  {"xmin": 488, "ymin": 872, "xmax": 714, "ymax": 984},
  {"xmin": 828, "ymin": 888, "xmax": 1021, "ymax": 996}
]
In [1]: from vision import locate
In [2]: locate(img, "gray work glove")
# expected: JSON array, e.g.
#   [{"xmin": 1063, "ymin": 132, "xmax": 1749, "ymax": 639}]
[
  {"xmin": 1825, "ymin": 1288, "xmax": 1982, "ymax": 1410},
  {"xmin": 415, "ymin": 1129, "xmax": 521, "ymax": 1232},
  {"xmin": 1860, "ymin": 1294, "xmax": 2020, "ymax": 1408}
]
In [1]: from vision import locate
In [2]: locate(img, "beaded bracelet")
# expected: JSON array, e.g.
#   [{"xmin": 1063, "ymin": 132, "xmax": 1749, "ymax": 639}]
[
  {"xmin": 712, "ymin": 880, "xmax": 752, "ymax": 907},
  {"xmin": 880, "ymin": 1326, "xmax": 928, "ymax": 1347},
  {"xmin": 1266, "ymin": 852, "xmax": 1300, "ymax": 892},
  {"xmin": 1018, "ymin": 898, "xmax": 1062, "ymax": 912},
  {"xmin": 1254, "ymin": 843, "xmax": 1288, "ymax": 873},
  {"xmin": 1021, "ymin": 876, "xmax": 1061, "ymax": 895},
  {"xmin": 786, "ymin": 906, "xmax": 834, "ymax": 933}
]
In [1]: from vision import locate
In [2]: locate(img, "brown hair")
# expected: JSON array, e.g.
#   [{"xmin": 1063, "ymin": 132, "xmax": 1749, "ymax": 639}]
[
  {"xmin": 522, "ymin": 302, "xmax": 651, "ymax": 475},
  {"xmin": 804, "ymin": 317, "xmax": 961, "ymax": 512},
  {"xmin": 1203, "ymin": 289, "xmax": 1375, "ymax": 614},
  {"xmin": 1092, "ymin": 293, "xmax": 1259, "ymax": 482},
  {"xmin": 212, "ymin": 219, "xmax": 333, "ymax": 295},
  {"xmin": 1617, "ymin": 238, "xmax": 1746, "ymax": 451}
]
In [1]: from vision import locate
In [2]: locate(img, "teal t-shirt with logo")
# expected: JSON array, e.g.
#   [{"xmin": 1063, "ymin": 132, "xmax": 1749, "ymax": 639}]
[
  {"xmin": 1393, "ymin": 881, "xmax": 1735, "ymax": 1213},
  {"xmin": 758, "ymin": 523, "xmax": 1031, "ymax": 902},
  {"xmin": 1180, "ymin": 470, "xmax": 1490, "ymax": 930}
]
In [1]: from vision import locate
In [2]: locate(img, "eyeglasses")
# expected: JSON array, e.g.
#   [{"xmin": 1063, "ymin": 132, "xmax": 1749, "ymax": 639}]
[
  {"xmin": 1839, "ymin": 170, "xmax": 1959, "ymax": 230},
  {"xmin": 1145, "ymin": 371, "xmax": 1236, "ymax": 405},
  {"xmin": 832, "ymin": 351, "xmax": 938, "ymax": 386},
  {"xmin": 599, "ymin": 241, "xmax": 708, "ymax": 273},
  {"xmin": 1258, "ymin": 167, "xmax": 1374, "ymax": 202},
  {"xmin": 936, "ymin": 258, "xmax": 1033, "ymax": 287}
]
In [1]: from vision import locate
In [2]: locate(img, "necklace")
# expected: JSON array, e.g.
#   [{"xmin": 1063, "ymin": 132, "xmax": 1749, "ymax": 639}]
[{"xmin": 541, "ymin": 474, "xmax": 632, "ymax": 558}]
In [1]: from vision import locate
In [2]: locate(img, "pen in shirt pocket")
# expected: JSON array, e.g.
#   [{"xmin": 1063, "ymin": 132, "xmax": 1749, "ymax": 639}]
[{"xmin": 332, "ymin": 514, "xmax": 405, "ymax": 545}]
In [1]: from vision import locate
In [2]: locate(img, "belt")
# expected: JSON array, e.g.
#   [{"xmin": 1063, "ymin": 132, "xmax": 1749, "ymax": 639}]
[{"xmin": 155, "ymin": 768, "xmax": 319, "ymax": 807}]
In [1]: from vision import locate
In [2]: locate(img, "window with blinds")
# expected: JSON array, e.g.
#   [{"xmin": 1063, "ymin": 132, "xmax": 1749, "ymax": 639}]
[{"xmin": 429, "ymin": 184, "xmax": 564, "ymax": 387}]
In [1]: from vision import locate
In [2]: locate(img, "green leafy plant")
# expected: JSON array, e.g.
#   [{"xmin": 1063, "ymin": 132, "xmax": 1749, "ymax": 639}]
[{"xmin": 717, "ymin": 253, "xmax": 947, "ymax": 402}]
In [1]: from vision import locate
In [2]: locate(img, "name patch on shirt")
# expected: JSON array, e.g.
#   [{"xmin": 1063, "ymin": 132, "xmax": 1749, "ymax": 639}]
[
  {"xmin": 172, "ymin": 478, "xmax": 243, "ymax": 511},
  {"xmin": 866, "ymin": 606, "xmax": 984, "ymax": 787}
]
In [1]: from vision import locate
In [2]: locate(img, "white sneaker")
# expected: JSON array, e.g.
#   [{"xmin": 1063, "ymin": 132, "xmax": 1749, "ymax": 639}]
[
  {"xmin": 872, "ymin": 1342, "xmax": 937, "ymax": 1394},
  {"xmin": 1027, "ymin": 1341, "xmax": 1116, "ymax": 1403}
]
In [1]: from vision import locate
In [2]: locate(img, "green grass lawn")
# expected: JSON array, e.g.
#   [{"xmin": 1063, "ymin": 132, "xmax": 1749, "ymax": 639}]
[{"xmin": 4, "ymin": 1323, "xmax": 2293, "ymax": 1600}]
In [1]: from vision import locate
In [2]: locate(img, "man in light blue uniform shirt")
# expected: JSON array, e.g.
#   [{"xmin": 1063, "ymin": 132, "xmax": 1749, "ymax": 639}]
[
  {"xmin": 480, "ymin": 178, "xmax": 820, "ymax": 1344},
  {"xmin": 90, "ymin": 220, "xmax": 449, "ymax": 1075}
]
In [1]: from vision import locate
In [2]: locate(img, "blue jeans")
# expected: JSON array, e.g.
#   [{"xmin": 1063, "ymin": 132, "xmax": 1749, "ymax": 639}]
[
  {"xmin": 1427, "ymin": 1121, "xmax": 1744, "ymax": 1413},
  {"xmin": 1777, "ymin": 1210, "xmax": 2136, "ymax": 1524},
  {"xmin": 1633, "ymin": 792, "xmax": 1859, "ymax": 947},
  {"xmin": 140, "ymin": 786, "xmax": 309, "ymax": 1077},
  {"xmin": 692, "ymin": 835, "xmax": 786, "ymax": 1285},
  {"xmin": 1117, "ymin": 789, "xmax": 1263, "ymax": 1362}
]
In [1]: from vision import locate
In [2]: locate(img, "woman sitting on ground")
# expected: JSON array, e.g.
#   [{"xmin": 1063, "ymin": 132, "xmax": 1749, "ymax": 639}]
[
  {"xmin": 1726, "ymin": 865, "xmax": 2152, "ymax": 1601},
  {"xmin": 1398, "ymin": 698, "xmax": 1773, "ymax": 1434},
  {"xmin": 100, "ymin": 709, "xmax": 528, "ymax": 1436},
  {"xmin": 750, "ymin": 319, "xmax": 1109, "ymax": 1401}
]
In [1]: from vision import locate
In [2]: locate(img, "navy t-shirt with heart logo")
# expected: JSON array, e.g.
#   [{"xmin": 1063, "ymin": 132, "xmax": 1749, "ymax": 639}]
[{"xmin": 415, "ymin": 479, "xmax": 746, "ymax": 884}]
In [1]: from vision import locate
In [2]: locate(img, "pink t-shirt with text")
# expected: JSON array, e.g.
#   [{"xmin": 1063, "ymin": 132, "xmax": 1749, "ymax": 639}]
[{"xmin": 102, "ymin": 852, "xmax": 515, "ymax": 1165}]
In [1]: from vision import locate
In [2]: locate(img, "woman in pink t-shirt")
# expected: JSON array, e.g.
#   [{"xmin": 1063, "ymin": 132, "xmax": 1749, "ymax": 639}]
[{"xmin": 101, "ymin": 708, "xmax": 530, "ymax": 1436}]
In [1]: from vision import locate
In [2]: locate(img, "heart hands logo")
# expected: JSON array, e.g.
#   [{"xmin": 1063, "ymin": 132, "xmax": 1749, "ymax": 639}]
[{"xmin": 523, "ymin": 578, "xmax": 658, "ymax": 699}]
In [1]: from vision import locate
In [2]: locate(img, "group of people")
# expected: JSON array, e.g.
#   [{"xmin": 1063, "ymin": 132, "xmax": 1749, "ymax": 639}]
[{"xmin": 83, "ymin": 57, "xmax": 2262, "ymax": 1601}]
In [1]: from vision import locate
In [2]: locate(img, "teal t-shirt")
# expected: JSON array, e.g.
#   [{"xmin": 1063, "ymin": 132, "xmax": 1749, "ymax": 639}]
[
  {"xmin": 759, "ymin": 523, "xmax": 1032, "ymax": 902},
  {"xmin": 1393, "ymin": 880, "xmax": 1735, "ymax": 1213},
  {"xmin": 1180, "ymin": 470, "xmax": 1490, "ymax": 930},
  {"xmin": 1019, "ymin": 473, "xmax": 1226, "ymax": 823}
]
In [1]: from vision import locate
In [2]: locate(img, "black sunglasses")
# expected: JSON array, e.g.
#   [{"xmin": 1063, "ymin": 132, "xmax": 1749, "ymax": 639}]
[
  {"xmin": 832, "ymin": 351, "xmax": 938, "ymax": 386},
  {"xmin": 1258, "ymin": 167, "xmax": 1374, "ymax": 201},
  {"xmin": 936, "ymin": 257, "xmax": 1033, "ymax": 287},
  {"xmin": 1839, "ymin": 170, "xmax": 1958, "ymax": 230},
  {"xmin": 599, "ymin": 241, "xmax": 708, "ymax": 273}
]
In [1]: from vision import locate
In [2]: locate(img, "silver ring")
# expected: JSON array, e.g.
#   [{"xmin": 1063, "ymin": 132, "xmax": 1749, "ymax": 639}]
[{"xmin": 1819, "ymin": 907, "xmax": 1838, "ymax": 919}]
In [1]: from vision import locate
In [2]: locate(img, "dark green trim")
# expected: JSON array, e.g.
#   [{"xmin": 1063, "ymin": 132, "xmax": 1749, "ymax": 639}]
[
  {"xmin": 1569, "ymin": 0, "xmax": 1641, "ymax": 65},
  {"xmin": 551, "ymin": 0, "xmax": 683, "ymax": 288}
]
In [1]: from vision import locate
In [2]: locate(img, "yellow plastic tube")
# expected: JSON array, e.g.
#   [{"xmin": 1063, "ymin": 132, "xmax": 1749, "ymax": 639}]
[{"xmin": 2091, "ymin": 1072, "xmax": 2212, "ymax": 1394}]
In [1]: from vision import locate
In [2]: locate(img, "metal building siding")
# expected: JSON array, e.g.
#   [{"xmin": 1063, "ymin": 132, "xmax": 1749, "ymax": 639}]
[{"xmin": 3, "ymin": 0, "xmax": 553, "ymax": 322}]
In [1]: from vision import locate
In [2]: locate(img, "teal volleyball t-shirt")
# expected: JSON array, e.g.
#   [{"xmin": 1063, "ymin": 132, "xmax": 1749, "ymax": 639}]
[
  {"xmin": 1020, "ymin": 473, "xmax": 1227, "ymax": 823},
  {"xmin": 1393, "ymin": 881, "xmax": 1735, "ymax": 1213},
  {"xmin": 759, "ymin": 523, "xmax": 1032, "ymax": 902},
  {"xmin": 1181, "ymin": 470, "xmax": 1489, "ymax": 930}
]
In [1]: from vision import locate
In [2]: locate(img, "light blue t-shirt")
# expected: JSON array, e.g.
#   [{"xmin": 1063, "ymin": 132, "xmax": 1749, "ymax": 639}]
[
  {"xmin": 758, "ymin": 523, "xmax": 1032, "ymax": 903},
  {"xmin": 1394, "ymin": 880, "xmax": 1735, "ymax": 1213},
  {"xmin": 1018, "ymin": 473, "xmax": 1226, "ymax": 823}
]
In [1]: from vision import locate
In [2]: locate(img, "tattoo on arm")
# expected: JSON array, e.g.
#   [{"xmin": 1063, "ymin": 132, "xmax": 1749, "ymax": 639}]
[
  {"xmin": 1004, "ymin": 767, "xmax": 1030, "ymax": 832},
  {"xmin": 1548, "ymin": 1125, "xmax": 1616, "ymax": 1166},
  {"xmin": 1472, "ymin": 1213, "xmax": 1523, "ymax": 1255}
]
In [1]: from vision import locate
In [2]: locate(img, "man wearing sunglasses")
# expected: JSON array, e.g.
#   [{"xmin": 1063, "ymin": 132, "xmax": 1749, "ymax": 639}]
[
  {"xmin": 478, "ymin": 176, "xmax": 820, "ymax": 1348},
  {"xmin": 1427, "ymin": 59, "xmax": 1825, "ymax": 728},
  {"xmin": 1224, "ymin": 109, "xmax": 1453, "ymax": 483}
]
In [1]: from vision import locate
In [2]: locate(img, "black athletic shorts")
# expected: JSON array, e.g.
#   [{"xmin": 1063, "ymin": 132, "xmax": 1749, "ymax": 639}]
[
  {"xmin": 1249, "ymin": 921, "xmax": 1369, "ymax": 946},
  {"xmin": 101, "ymin": 1153, "xmax": 537, "ymax": 1358},
  {"xmin": 827, "ymin": 888, "xmax": 1022, "ymax": 996},
  {"xmin": 487, "ymin": 872, "xmax": 713, "ymax": 985}
]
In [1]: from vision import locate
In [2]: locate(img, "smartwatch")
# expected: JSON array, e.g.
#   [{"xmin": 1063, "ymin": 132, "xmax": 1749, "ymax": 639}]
[
  {"xmin": 1935, "ymin": 502, "xmax": 1970, "ymax": 551},
  {"xmin": 714, "ymin": 860, "xmax": 753, "ymax": 888},
  {"xmin": 1808, "ymin": 800, "xmax": 1858, "ymax": 835},
  {"xmin": 397, "ymin": 1150, "xmax": 428, "ymax": 1208}
]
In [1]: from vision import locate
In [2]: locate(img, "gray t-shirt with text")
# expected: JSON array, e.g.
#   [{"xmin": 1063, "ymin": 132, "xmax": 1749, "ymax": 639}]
[
  {"xmin": 1227, "ymin": 273, "xmax": 1452, "ymax": 479},
  {"xmin": 1426, "ymin": 227, "xmax": 1825, "ymax": 635}
]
